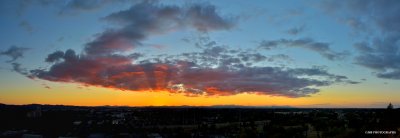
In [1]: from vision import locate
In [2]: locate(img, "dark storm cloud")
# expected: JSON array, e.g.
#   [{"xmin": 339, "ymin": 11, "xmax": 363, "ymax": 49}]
[
  {"xmin": 259, "ymin": 38, "xmax": 349, "ymax": 61},
  {"xmin": 0, "ymin": 46, "xmax": 30, "ymax": 62},
  {"xmin": 320, "ymin": 0, "xmax": 400, "ymax": 79}
]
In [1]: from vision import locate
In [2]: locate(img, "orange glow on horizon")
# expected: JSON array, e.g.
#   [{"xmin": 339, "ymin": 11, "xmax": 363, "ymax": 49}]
[{"xmin": 1, "ymin": 80, "xmax": 398, "ymax": 108}]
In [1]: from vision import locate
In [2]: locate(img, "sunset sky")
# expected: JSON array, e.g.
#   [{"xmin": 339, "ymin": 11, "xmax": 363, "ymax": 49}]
[{"xmin": 1, "ymin": 0, "xmax": 400, "ymax": 108}]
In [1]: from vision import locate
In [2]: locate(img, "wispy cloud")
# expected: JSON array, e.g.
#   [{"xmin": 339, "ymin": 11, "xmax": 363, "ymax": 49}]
[
  {"xmin": 319, "ymin": 0, "xmax": 400, "ymax": 79},
  {"xmin": 0, "ymin": 46, "xmax": 30, "ymax": 62},
  {"xmin": 259, "ymin": 38, "xmax": 349, "ymax": 61},
  {"xmin": 19, "ymin": 20, "xmax": 34, "ymax": 33},
  {"xmin": 286, "ymin": 25, "xmax": 305, "ymax": 35}
]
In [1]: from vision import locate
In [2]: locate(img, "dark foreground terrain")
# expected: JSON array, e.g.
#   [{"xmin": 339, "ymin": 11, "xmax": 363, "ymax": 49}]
[{"xmin": 0, "ymin": 104, "xmax": 399, "ymax": 138}]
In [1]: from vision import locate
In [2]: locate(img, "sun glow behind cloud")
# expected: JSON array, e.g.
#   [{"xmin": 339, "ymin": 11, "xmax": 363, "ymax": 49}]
[{"xmin": 0, "ymin": 80, "xmax": 396, "ymax": 108}]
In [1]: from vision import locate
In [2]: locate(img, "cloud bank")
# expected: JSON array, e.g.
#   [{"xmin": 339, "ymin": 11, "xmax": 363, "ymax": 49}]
[
  {"xmin": 320, "ymin": 0, "xmax": 400, "ymax": 79},
  {"xmin": 25, "ymin": 1, "xmax": 357, "ymax": 98}
]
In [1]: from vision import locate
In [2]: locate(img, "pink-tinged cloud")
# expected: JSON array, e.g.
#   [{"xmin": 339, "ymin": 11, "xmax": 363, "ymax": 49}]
[
  {"xmin": 26, "ymin": 1, "xmax": 358, "ymax": 98},
  {"xmin": 30, "ymin": 47, "xmax": 357, "ymax": 97}
]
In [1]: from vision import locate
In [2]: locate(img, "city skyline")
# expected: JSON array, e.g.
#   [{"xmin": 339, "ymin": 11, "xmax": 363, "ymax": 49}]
[{"xmin": 1, "ymin": 0, "xmax": 400, "ymax": 108}]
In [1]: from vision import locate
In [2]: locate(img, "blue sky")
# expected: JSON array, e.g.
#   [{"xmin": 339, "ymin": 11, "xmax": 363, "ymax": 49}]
[{"xmin": 1, "ymin": 0, "xmax": 399, "ymax": 107}]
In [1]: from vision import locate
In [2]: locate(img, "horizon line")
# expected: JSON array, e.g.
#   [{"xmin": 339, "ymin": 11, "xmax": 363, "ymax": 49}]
[{"xmin": 0, "ymin": 103, "xmax": 395, "ymax": 109}]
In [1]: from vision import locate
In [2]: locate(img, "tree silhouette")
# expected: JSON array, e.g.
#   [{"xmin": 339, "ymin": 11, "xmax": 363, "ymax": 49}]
[{"xmin": 387, "ymin": 103, "xmax": 393, "ymax": 110}]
